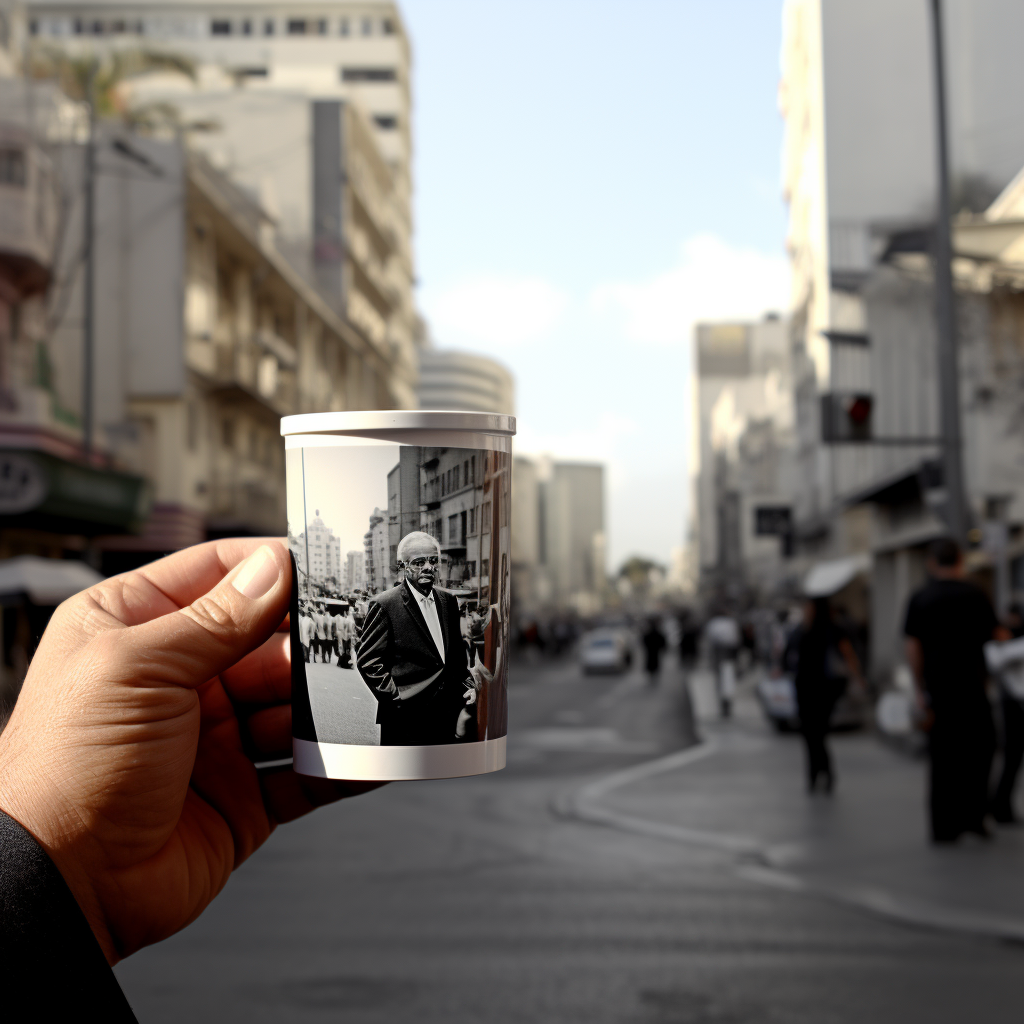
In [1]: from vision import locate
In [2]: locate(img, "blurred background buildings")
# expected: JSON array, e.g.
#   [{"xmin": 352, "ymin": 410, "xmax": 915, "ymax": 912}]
[
  {"xmin": 0, "ymin": 0, "xmax": 609, "ymax": 705},
  {"xmin": 688, "ymin": 0, "xmax": 1024, "ymax": 691}
]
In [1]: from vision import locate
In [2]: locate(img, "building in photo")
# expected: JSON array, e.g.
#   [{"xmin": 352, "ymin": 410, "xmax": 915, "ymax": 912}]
[
  {"xmin": 344, "ymin": 547, "xmax": 364, "ymax": 590},
  {"xmin": 363, "ymin": 504, "xmax": 387, "ymax": 593},
  {"xmin": 293, "ymin": 508, "xmax": 342, "ymax": 590}
]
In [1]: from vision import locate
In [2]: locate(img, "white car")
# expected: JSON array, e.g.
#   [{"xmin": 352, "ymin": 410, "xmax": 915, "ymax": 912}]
[{"xmin": 579, "ymin": 629, "xmax": 633, "ymax": 675}]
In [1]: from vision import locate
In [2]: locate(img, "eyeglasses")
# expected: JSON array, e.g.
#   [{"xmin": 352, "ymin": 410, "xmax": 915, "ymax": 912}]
[{"xmin": 407, "ymin": 555, "xmax": 439, "ymax": 568}]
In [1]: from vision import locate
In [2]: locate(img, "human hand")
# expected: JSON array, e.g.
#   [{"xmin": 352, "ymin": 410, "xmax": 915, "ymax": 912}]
[{"xmin": 0, "ymin": 539, "xmax": 376, "ymax": 965}]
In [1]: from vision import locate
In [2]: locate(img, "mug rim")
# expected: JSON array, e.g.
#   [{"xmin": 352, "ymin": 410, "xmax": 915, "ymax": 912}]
[{"xmin": 280, "ymin": 409, "xmax": 516, "ymax": 437}]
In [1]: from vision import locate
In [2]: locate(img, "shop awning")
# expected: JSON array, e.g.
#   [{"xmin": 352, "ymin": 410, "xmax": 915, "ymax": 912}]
[
  {"xmin": 802, "ymin": 553, "xmax": 870, "ymax": 598},
  {"xmin": 0, "ymin": 555, "xmax": 104, "ymax": 605}
]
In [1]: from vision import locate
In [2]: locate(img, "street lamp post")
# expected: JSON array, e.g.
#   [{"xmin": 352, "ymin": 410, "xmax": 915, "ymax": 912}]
[
  {"xmin": 928, "ymin": 0, "xmax": 969, "ymax": 542},
  {"xmin": 82, "ymin": 61, "xmax": 97, "ymax": 463}
]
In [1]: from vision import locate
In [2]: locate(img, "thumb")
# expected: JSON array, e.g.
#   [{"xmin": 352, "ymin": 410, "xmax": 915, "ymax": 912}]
[{"xmin": 125, "ymin": 543, "xmax": 291, "ymax": 689}]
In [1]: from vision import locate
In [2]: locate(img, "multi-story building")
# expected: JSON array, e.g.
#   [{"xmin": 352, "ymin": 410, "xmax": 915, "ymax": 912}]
[
  {"xmin": 292, "ymin": 507, "xmax": 341, "ymax": 590},
  {"xmin": 26, "ymin": 0, "xmax": 420, "ymax": 408},
  {"xmin": 343, "ymin": 547, "xmax": 363, "ymax": 590},
  {"xmin": 781, "ymin": 0, "xmax": 1024, "ymax": 532},
  {"xmin": 417, "ymin": 350, "xmax": 515, "ymax": 415},
  {"xmin": 512, "ymin": 455, "xmax": 605, "ymax": 615},
  {"xmin": 362, "ymin": 504, "xmax": 386, "ymax": 593},
  {"xmin": 418, "ymin": 446, "xmax": 489, "ymax": 592},
  {"xmin": 691, "ymin": 315, "xmax": 795, "ymax": 604},
  {"xmin": 385, "ymin": 445, "xmax": 418, "ymax": 575},
  {"xmin": 34, "ymin": 129, "xmax": 399, "ymax": 572},
  {"xmin": 780, "ymin": 0, "xmax": 1024, "ymax": 680}
]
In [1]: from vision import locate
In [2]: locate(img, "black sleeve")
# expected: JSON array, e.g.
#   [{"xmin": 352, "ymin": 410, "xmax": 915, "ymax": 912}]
[
  {"xmin": 0, "ymin": 810, "xmax": 138, "ymax": 1021},
  {"xmin": 355, "ymin": 600, "xmax": 401, "ymax": 707}
]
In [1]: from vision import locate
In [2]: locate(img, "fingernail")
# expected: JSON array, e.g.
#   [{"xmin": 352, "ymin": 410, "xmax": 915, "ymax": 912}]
[{"xmin": 232, "ymin": 546, "xmax": 280, "ymax": 600}]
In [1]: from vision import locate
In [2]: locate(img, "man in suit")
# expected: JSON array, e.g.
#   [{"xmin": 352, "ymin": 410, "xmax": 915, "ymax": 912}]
[{"xmin": 357, "ymin": 531, "xmax": 475, "ymax": 746}]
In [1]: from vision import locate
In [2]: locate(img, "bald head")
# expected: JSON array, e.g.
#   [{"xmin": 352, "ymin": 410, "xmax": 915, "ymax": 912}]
[{"xmin": 397, "ymin": 531, "xmax": 441, "ymax": 594}]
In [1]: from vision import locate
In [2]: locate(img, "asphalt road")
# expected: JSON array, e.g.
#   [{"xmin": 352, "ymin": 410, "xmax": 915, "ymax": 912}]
[{"xmin": 115, "ymin": 655, "xmax": 1024, "ymax": 1023}]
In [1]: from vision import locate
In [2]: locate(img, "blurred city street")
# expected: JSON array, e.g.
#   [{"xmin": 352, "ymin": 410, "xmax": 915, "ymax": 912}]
[{"xmin": 115, "ymin": 654, "xmax": 1024, "ymax": 1024}]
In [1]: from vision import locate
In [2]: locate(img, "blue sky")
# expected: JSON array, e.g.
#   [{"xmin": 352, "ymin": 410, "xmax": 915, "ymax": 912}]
[{"xmin": 400, "ymin": 0, "xmax": 790, "ymax": 572}]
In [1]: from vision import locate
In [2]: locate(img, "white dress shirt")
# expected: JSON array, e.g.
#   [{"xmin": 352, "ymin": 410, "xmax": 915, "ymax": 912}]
[{"xmin": 406, "ymin": 580, "xmax": 446, "ymax": 661}]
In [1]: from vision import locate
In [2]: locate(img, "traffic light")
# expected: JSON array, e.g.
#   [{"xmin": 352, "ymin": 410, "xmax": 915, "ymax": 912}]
[{"xmin": 821, "ymin": 392, "xmax": 873, "ymax": 443}]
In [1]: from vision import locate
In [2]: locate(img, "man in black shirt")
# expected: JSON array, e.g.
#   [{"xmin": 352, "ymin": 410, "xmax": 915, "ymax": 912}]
[{"xmin": 904, "ymin": 538, "xmax": 1001, "ymax": 842}]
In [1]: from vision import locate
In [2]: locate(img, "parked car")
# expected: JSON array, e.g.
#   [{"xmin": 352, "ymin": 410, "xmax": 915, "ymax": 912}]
[
  {"xmin": 579, "ymin": 628, "xmax": 633, "ymax": 675},
  {"xmin": 755, "ymin": 673, "xmax": 867, "ymax": 732}
]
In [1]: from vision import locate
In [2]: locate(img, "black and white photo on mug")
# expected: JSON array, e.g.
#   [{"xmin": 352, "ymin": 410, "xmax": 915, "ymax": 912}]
[{"xmin": 287, "ymin": 442, "xmax": 511, "ymax": 748}]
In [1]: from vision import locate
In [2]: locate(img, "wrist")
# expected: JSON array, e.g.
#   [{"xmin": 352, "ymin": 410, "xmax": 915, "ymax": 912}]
[{"xmin": 0, "ymin": 731, "xmax": 118, "ymax": 964}]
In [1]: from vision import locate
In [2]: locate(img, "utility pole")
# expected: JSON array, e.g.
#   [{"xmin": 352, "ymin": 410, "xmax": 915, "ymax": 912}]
[
  {"xmin": 928, "ymin": 0, "xmax": 969, "ymax": 542},
  {"xmin": 82, "ymin": 61, "xmax": 97, "ymax": 463}
]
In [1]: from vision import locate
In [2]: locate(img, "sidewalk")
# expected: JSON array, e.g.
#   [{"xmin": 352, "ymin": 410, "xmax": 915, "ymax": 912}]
[{"xmin": 575, "ymin": 669, "xmax": 1024, "ymax": 941}]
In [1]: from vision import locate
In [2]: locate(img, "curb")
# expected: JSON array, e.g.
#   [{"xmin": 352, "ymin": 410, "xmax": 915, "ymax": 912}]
[{"xmin": 560, "ymin": 736, "xmax": 1024, "ymax": 945}]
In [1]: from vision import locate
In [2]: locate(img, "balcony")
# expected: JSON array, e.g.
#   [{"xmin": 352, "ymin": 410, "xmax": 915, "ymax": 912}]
[
  {"xmin": 186, "ymin": 330, "xmax": 297, "ymax": 417},
  {"xmin": 0, "ymin": 133, "xmax": 57, "ymax": 296}
]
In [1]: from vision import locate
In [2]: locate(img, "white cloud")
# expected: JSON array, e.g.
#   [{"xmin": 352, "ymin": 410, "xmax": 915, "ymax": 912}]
[
  {"xmin": 421, "ymin": 275, "xmax": 568, "ymax": 350},
  {"xmin": 590, "ymin": 234, "xmax": 790, "ymax": 346},
  {"xmin": 515, "ymin": 413, "xmax": 641, "ymax": 466}
]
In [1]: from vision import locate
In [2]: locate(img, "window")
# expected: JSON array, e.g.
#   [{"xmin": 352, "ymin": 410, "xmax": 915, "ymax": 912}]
[
  {"xmin": 463, "ymin": 461, "xmax": 469, "ymax": 487},
  {"xmin": 241, "ymin": 18, "xmax": 252, "ymax": 35},
  {"xmin": 339, "ymin": 18, "xmax": 350, "ymax": 36},
  {"xmin": 382, "ymin": 17, "xmax": 395, "ymax": 35},
  {"xmin": 73, "ymin": 18, "xmax": 84, "ymax": 34},
  {"xmin": 238, "ymin": 67, "xmax": 267, "ymax": 78},
  {"xmin": 0, "ymin": 149, "xmax": 26, "ymax": 187},
  {"xmin": 287, "ymin": 18, "xmax": 306, "ymax": 35},
  {"xmin": 373, "ymin": 115, "xmax": 398, "ymax": 130},
  {"xmin": 482, "ymin": 559, "xmax": 489, "ymax": 578},
  {"xmin": 447, "ymin": 469, "xmax": 452, "ymax": 492},
  {"xmin": 317, "ymin": 18, "xmax": 328, "ymax": 35},
  {"xmin": 469, "ymin": 507, "xmax": 476, "ymax": 535},
  {"xmin": 263, "ymin": 18, "xmax": 275, "ymax": 35},
  {"xmin": 210, "ymin": 19, "xmax": 231, "ymax": 35},
  {"xmin": 482, "ymin": 501, "xmax": 491, "ymax": 527},
  {"xmin": 453, "ymin": 465, "xmax": 460, "ymax": 490},
  {"xmin": 28, "ymin": 18, "xmax": 38, "ymax": 35},
  {"xmin": 341, "ymin": 67, "xmax": 396, "ymax": 83},
  {"xmin": 448, "ymin": 514, "xmax": 459, "ymax": 544},
  {"xmin": 471, "ymin": 456, "xmax": 476, "ymax": 484},
  {"xmin": 361, "ymin": 17, "xmax": 372, "ymax": 35}
]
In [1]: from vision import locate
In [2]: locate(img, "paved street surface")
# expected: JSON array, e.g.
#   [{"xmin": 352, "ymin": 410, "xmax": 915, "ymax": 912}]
[
  {"xmin": 116, "ymin": 656, "xmax": 1024, "ymax": 1023},
  {"xmin": 305, "ymin": 661, "xmax": 380, "ymax": 746}
]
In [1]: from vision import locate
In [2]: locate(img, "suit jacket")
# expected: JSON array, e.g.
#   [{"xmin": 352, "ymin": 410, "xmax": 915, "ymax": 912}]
[
  {"xmin": 357, "ymin": 583, "xmax": 471, "ymax": 725},
  {"xmin": 0, "ymin": 810, "xmax": 138, "ymax": 1020}
]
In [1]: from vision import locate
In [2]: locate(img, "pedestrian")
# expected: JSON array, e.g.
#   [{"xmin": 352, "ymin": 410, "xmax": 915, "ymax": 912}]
[
  {"xmin": 641, "ymin": 617, "xmax": 667, "ymax": 686},
  {"xmin": 705, "ymin": 610, "xmax": 740, "ymax": 718},
  {"xmin": 678, "ymin": 611, "xmax": 699, "ymax": 673},
  {"xmin": 298, "ymin": 601, "xmax": 314, "ymax": 663},
  {"xmin": 788, "ymin": 597, "xmax": 861, "ymax": 794},
  {"xmin": 904, "ymin": 537, "xmax": 1002, "ymax": 842},
  {"xmin": 987, "ymin": 603, "xmax": 1024, "ymax": 825},
  {"xmin": 337, "ymin": 606, "xmax": 356, "ymax": 668},
  {"xmin": 315, "ymin": 603, "xmax": 330, "ymax": 664}
]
